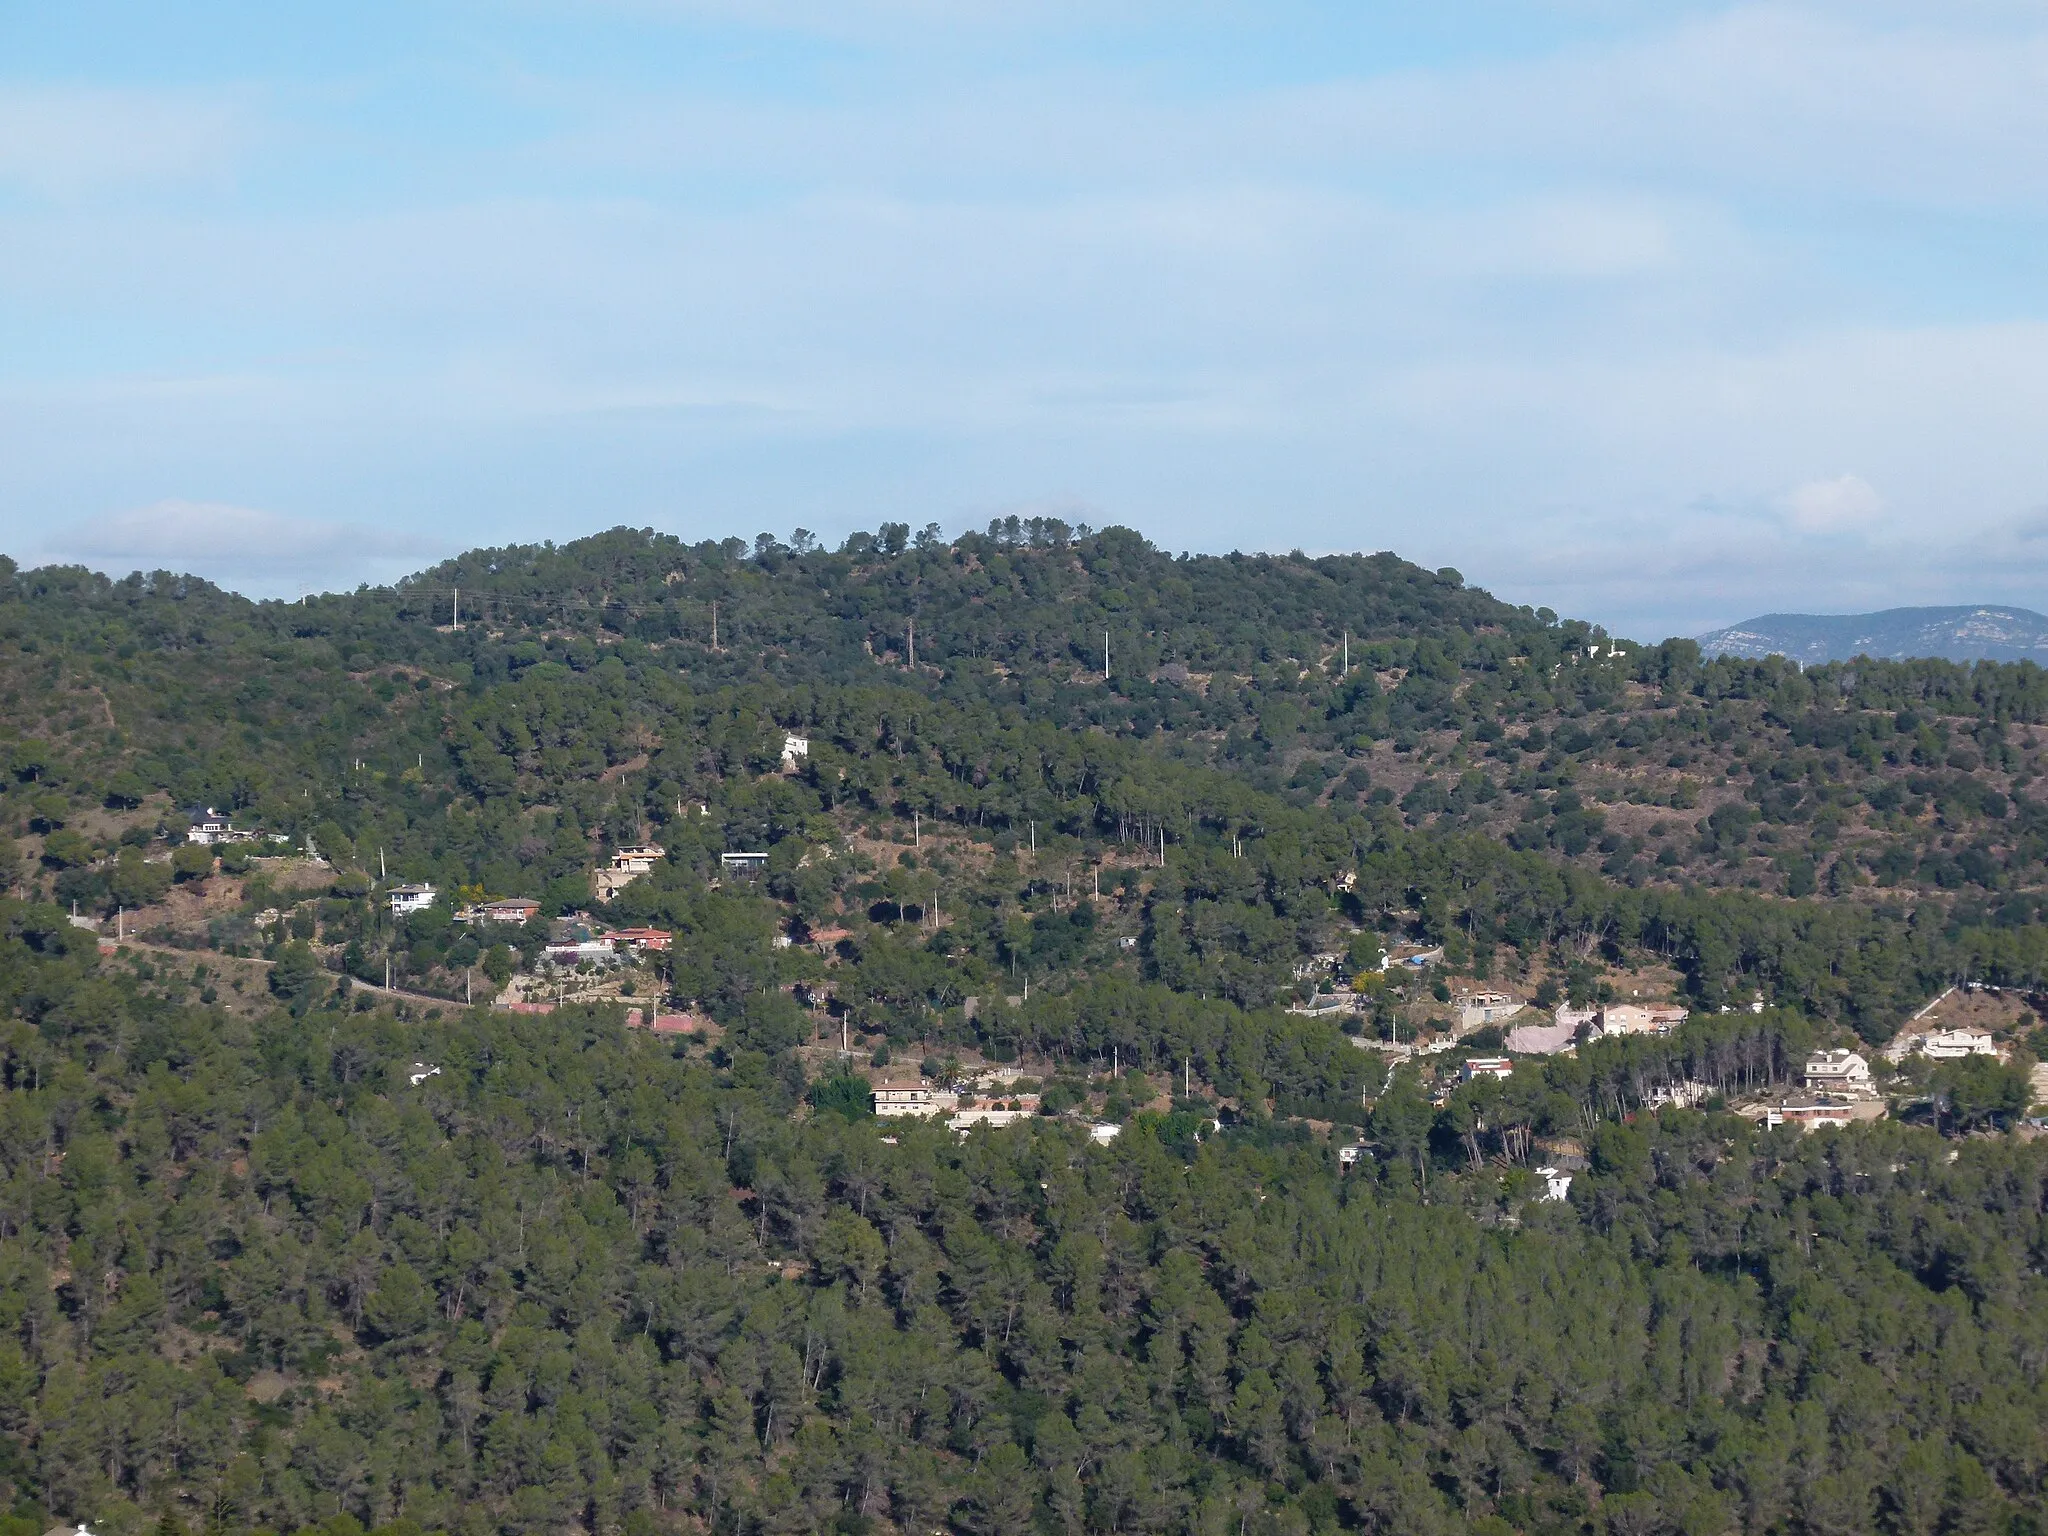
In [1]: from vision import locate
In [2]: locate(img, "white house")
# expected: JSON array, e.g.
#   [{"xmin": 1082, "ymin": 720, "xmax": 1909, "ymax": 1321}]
[
  {"xmin": 610, "ymin": 844, "xmax": 665, "ymax": 874},
  {"xmin": 1886, "ymin": 1027, "xmax": 1999, "ymax": 1062},
  {"xmin": 388, "ymin": 883, "xmax": 438, "ymax": 916},
  {"xmin": 949, "ymin": 1105, "xmax": 1037, "ymax": 1132},
  {"xmin": 1088, "ymin": 1122, "xmax": 1122, "ymax": 1144},
  {"xmin": 873, "ymin": 1082, "xmax": 955, "ymax": 1119},
  {"xmin": 185, "ymin": 807, "xmax": 237, "ymax": 845},
  {"xmin": 1461, "ymin": 1057, "xmax": 1515, "ymax": 1082},
  {"xmin": 1337, "ymin": 1144, "xmax": 1368, "ymax": 1169},
  {"xmin": 1645, "ymin": 1080, "xmax": 1715, "ymax": 1110},
  {"xmin": 781, "ymin": 733, "xmax": 810, "ymax": 770},
  {"xmin": 1773, "ymin": 1101, "xmax": 1858, "ymax": 1131},
  {"xmin": 544, "ymin": 937, "xmax": 617, "ymax": 967},
  {"xmin": 1536, "ymin": 1167, "xmax": 1573, "ymax": 1201},
  {"xmin": 1597, "ymin": 1003, "xmax": 1688, "ymax": 1037},
  {"xmin": 1920, "ymin": 1028, "xmax": 1999, "ymax": 1060},
  {"xmin": 1803, "ymin": 1049, "xmax": 1872, "ymax": 1093}
]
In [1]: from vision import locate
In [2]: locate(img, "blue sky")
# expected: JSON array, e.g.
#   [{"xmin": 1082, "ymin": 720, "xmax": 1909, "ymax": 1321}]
[{"xmin": 4, "ymin": 1, "xmax": 2048, "ymax": 640}]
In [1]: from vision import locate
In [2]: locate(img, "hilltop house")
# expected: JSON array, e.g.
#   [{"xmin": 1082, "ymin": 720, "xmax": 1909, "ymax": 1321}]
[
  {"xmin": 948, "ymin": 1094, "xmax": 1041, "ymax": 1132},
  {"xmin": 719, "ymin": 851, "xmax": 770, "ymax": 880},
  {"xmin": 1596, "ymin": 1003, "xmax": 1688, "ymax": 1037},
  {"xmin": 1804, "ymin": 1049, "xmax": 1873, "ymax": 1093},
  {"xmin": 1461, "ymin": 1057, "xmax": 1515, "ymax": 1082},
  {"xmin": 781, "ymin": 734, "xmax": 810, "ymax": 770},
  {"xmin": 874, "ymin": 1081, "xmax": 956, "ymax": 1119},
  {"xmin": 1769, "ymin": 1101, "xmax": 1860, "ymax": 1131},
  {"xmin": 455, "ymin": 897, "xmax": 542, "ymax": 926},
  {"xmin": 610, "ymin": 926, "xmax": 672, "ymax": 952},
  {"xmin": 1886, "ymin": 1027, "xmax": 1999, "ymax": 1063},
  {"xmin": 184, "ymin": 807, "xmax": 255, "ymax": 846},
  {"xmin": 388, "ymin": 883, "xmax": 438, "ymax": 916},
  {"xmin": 545, "ymin": 936, "xmax": 617, "ymax": 967},
  {"xmin": 592, "ymin": 844, "xmax": 666, "ymax": 900}
]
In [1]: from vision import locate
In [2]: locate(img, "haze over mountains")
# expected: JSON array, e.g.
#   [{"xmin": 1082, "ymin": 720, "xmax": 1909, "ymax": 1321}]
[{"xmin": 1696, "ymin": 606, "xmax": 2048, "ymax": 666}]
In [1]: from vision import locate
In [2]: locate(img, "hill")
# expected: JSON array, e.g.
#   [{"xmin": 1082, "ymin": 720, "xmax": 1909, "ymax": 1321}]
[
  {"xmin": 0, "ymin": 522, "xmax": 2046, "ymax": 1533},
  {"xmin": 1698, "ymin": 604, "xmax": 2048, "ymax": 665}
]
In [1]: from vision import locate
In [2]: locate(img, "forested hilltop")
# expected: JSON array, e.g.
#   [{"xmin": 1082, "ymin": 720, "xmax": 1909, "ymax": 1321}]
[
  {"xmin": 0, "ymin": 523, "xmax": 2045, "ymax": 1535},
  {"xmin": 16, "ymin": 520, "xmax": 2048, "ymax": 915}
]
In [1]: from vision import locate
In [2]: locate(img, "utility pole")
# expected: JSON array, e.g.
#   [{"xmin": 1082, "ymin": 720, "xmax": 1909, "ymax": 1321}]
[
  {"xmin": 908, "ymin": 618, "xmax": 916, "ymax": 670},
  {"xmin": 711, "ymin": 601, "xmax": 718, "ymax": 651},
  {"xmin": 1030, "ymin": 821, "xmax": 1036, "ymax": 854},
  {"xmin": 1103, "ymin": 630, "xmax": 1109, "ymax": 680},
  {"xmin": 380, "ymin": 847, "xmax": 386, "ymax": 879},
  {"xmin": 453, "ymin": 586, "xmax": 460, "ymax": 628},
  {"xmin": 1343, "ymin": 629, "xmax": 1348, "ymax": 674},
  {"xmin": 914, "ymin": 810, "xmax": 920, "ymax": 847}
]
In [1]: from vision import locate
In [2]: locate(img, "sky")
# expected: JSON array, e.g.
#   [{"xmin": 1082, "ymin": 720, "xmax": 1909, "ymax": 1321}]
[{"xmin": 4, "ymin": 2, "xmax": 2048, "ymax": 641}]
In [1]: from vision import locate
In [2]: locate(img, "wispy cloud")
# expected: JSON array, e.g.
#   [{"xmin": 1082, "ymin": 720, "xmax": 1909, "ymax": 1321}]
[
  {"xmin": 1781, "ymin": 474, "xmax": 1884, "ymax": 534},
  {"xmin": 0, "ymin": 86, "xmax": 244, "ymax": 196},
  {"xmin": 2, "ymin": 4, "xmax": 2047, "ymax": 633},
  {"xmin": 32, "ymin": 501, "xmax": 447, "ymax": 598}
]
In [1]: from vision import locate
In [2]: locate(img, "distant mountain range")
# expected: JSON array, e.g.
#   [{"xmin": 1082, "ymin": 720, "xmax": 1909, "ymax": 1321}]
[{"xmin": 1696, "ymin": 605, "xmax": 2048, "ymax": 665}]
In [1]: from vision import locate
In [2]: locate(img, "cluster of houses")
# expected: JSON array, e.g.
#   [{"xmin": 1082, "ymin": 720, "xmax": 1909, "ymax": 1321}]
[
  {"xmin": 870, "ymin": 1073, "xmax": 1121, "ymax": 1141},
  {"xmin": 1504, "ymin": 1001, "xmax": 1689, "ymax": 1055},
  {"xmin": 390, "ymin": 885, "xmax": 547, "ymax": 924},
  {"xmin": 385, "ymin": 881, "xmax": 673, "ymax": 969},
  {"xmin": 542, "ymin": 919, "xmax": 671, "ymax": 968},
  {"xmin": 1721, "ymin": 1048, "xmax": 1886, "ymax": 1132},
  {"xmin": 1429, "ymin": 1031, "xmax": 1907, "ymax": 1135},
  {"xmin": 386, "ymin": 838, "xmax": 682, "ymax": 923}
]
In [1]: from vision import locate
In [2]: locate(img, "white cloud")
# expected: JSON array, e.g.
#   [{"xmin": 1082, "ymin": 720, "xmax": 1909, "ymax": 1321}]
[
  {"xmin": 6, "ymin": 3, "xmax": 2048, "ymax": 631},
  {"xmin": 1781, "ymin": 473, "xmax": 1882, "ymax": 533},
  {"xmin": 34, "ymin": 501, "xmax": 447, "ymax": 597},
  {"xmin": 519, "ymin": 8, "xmax": 2048, "ymax": 218},
  {"xmin": 0, "ymin": 87, "xmax": 243, "ymax": 195}
]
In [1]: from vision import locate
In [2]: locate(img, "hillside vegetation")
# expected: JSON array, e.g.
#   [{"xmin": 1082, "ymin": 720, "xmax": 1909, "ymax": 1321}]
[{"xmin": 0, "ymin": 524, "xmax": 2044, "ymax": 1534}]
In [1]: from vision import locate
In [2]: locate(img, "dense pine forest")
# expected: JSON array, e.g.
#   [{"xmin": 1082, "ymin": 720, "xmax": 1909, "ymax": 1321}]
[{"xmin": 0, "ymin": 522, "xmax": 2045, "ymax": 1534}]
